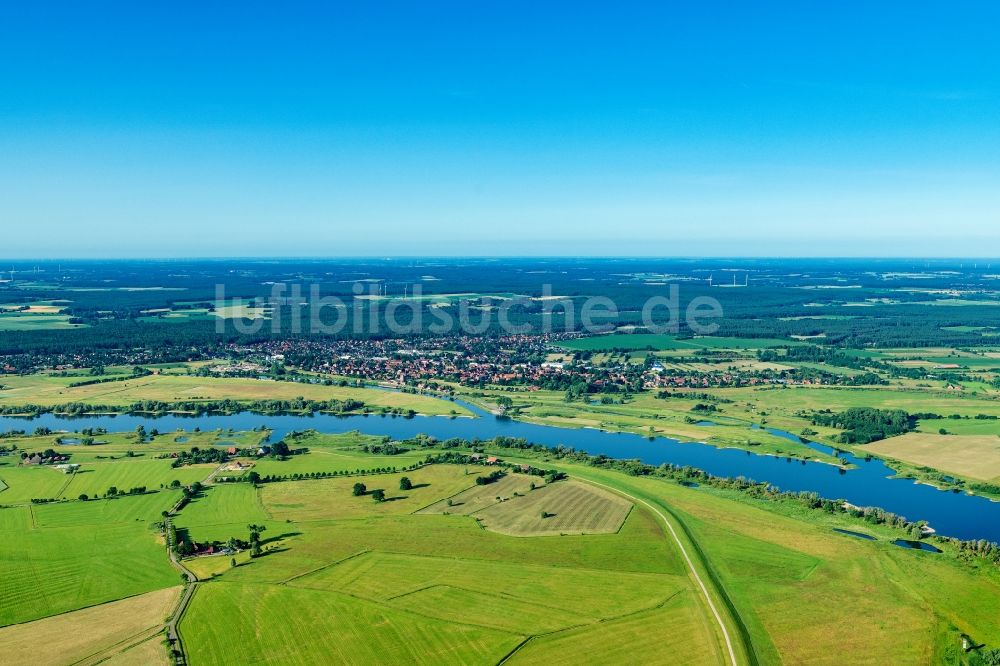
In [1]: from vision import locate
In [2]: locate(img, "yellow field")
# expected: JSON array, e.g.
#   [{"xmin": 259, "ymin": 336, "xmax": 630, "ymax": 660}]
[
  {"xmin": 100, "ymin": 635, "xmax": 170, "ymax": 666},
  {"xmin": 475, "ymin": 480, "xmax": 632, "ymax": 537},
  {"xmin": 865, "ymin": 432, "xmax": 1000, "ymax": 481},
  {"xmin": 0, "ymin": 374, "xmax": 469, "ymax": 416},
  {"xmin": 0, "ymin": 586, "xmax": 179, "ymax": 665}
]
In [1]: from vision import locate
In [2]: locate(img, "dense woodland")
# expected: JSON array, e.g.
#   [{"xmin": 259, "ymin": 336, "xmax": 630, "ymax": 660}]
[{"xmin": 3, "ymin": 259, "xmax": 1000, "ymax": 359}]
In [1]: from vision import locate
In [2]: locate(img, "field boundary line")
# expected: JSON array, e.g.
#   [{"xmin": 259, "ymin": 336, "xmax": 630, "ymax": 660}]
[
  {"xmin": 280, "ymin": 549, "xmax": 371, "ymax": 585},
  {"xmin": 497, "ymin": 588, "xmax": 687, "ymax": 655},
  {"xmin": 495, "ymin": 636, "xmax": 534, "ymax": 665},
  {"xmin": 291, "ymin": 584, "xmax": 529, "ymax": 636},
  {"xmin": 368, "ymin": 546, "xmax": 687, "ymax": 579},
  {"xmin": 68, "ymin": 624, "xmax": 163, "ymax": 666},
  {"xmin": 384, "ymin": 582, "xmax": 601, "ymax": 621},
  {"xmin": 85, "ymin": 632, "xmax": 163, "ymax": 666},
  {"xmin": 0, "ymin": 586, "xmax": 182, "ymax": 630},
  {"xmin": 254, "ymin": 485, "xmax": 273, "ymax": 519},
  {"xmin": 381, "ymin": 583, "xmax": 596, "ymax": 635},
  {"xmin": 582, "ymin": 478, "xmax": 739, "ymax": 666}
]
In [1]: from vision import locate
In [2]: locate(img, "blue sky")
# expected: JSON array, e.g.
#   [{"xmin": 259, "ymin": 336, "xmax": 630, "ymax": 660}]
[{"xmin": 1, "ymin": 2, "xmax": 998, "ymax": 257}]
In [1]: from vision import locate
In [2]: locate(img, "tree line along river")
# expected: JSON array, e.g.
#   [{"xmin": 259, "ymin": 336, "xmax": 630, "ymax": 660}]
[{"xmin": 2, "ymin": 397, "xmax": 998, "ymax": 543}]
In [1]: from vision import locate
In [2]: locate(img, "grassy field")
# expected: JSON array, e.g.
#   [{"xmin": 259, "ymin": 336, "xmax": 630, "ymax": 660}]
[
  {"xmin": 0, "ymin": 313, "xmax": 84, "ymax": 330},
  {"xmin": 417, "ymin": 473, "xmax": 544, "ymax": 515},
  {"xmin": 176, "ymin": 483, "xmax": 270, "ymax": 529},
  {"xmin": 33, "ymin": 490, "xmax": 181, "ymax": 528},
  {"xmin": 242, "ymin": 435, "xmax": 428, "ymax": 478},
  {"xmin": 0, "ymin": 301, "xmax": 83, "ymax": 330},
  {"xmin": 865, "ymin": 432, "xmax": 1000, "ymax": 482},
  {"xmin": 260, "ymin": 465, "xmax": 491, "ymax": 522},
  {"xmin": 0, "ymin": 373, "xmax": 470, "ymax": 416},
  {"xmin": 62, "ymin": 458, "xmax": 215, "ymax": 498},
  {"xmin": 0, "ymin": 586, "xmax": 179, "ymax": 664},
  {"xmin": 173, "ymin": 459, "xmax": 716, "ymax": 664},
  {"xmin": 5, "ymin": 421, "xmax": 1000, "ymax": 663},
  {"xmin": 473, "ymin": 480, "xmax": 633, "ymax": 536},
  {"xmin": 181, "ymin": 582, "xmax": 523, "ymax": 665},
  {"xmin": 0, "ymin": 431, "xmax": 239, "ymax": 504},
  {"xmin": 0, "ymin": 464, "xmax": 76, "ymax": 504},
  {"xmin": 101, "ymin": 634, "xmax": 171, "ymax": 666},
  {"xmin": 508, "ymin": 592, "xmax": 713, "ymax": 665},
  {"xmin": 0, "ymin": 518, "xmax": 179, "ymax": 626},
  {"xmin": 0, "ymin": 433, "xmax": 202, "ymax": 628},
  {"xmin": 515, "ymin": 459, "xmax": 1000, "ymax": 665}
]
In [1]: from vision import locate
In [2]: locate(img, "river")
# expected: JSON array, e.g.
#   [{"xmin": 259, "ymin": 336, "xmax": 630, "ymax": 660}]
[{"xmin": 3, "ymin": 398, "xmax": 997, "ymax": 542}]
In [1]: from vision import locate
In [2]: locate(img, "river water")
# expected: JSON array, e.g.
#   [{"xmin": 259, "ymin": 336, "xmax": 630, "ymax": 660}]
[{"xmin": 3, "ymin": 399, "xmax": 997, "ymax": 542}]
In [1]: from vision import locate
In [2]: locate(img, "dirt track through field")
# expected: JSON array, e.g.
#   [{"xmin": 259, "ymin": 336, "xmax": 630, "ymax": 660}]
[{"xmin": 583, "ymin": 478, "xmax": 739, "ymax": 666}]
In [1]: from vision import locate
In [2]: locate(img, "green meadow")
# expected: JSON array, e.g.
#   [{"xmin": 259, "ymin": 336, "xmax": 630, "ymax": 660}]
[{"xmin": 2, "ymin": 428, "xmax": 1000, "ymax": 663}]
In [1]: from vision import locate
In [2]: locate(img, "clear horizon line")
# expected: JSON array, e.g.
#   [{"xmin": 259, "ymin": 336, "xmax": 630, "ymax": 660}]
[{"xmin": 2, "ymin": 255, "xmax": 1000, "ymax": 262}]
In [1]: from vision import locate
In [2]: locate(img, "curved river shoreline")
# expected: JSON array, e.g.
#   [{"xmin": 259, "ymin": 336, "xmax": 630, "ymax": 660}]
[{"xmin": 2, "ymin": 399, "xmax": 997, "ymax": 543}]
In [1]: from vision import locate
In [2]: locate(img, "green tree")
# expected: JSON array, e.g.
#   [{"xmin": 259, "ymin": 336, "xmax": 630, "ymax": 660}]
[
  {"xmin": 247, "ymin": 524, "xmax": 266, "ymax": 558},
  {"xmin": 352, "ymin": 482, "xmax": 367, "ymax": 496},
  {"xmin": 371, "ymin": 489, "xmax": 386, "ymax": 502},
  {"xmin": 399, "ymin": 476, "xmax": 412, "ymax": 491}
]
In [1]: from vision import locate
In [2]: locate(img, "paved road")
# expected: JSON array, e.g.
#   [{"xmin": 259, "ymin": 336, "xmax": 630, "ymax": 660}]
[
  {"xmin": 164, "ymin": 522, "xmax": 198, "ymax": 664},
  {"xmin": 163, "ymin": 464, "xmax": 220, "ymax": 664}
]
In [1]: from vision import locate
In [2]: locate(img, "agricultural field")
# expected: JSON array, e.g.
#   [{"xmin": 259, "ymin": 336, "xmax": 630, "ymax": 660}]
[
  {"xmin": 417, "ymin": 473, "xmax": 544, "ymax": 515},
  {"xmin": 0, "ymin": 300, "xmax": 83, "ymax": 330},
  {"xmin": 864, "ymin": 433, "xmax": 1000, "ymax": 482},
  {"xmin": 260, "ymin": 465, "xmax": 486, "ymax": 522},
  {"xmin": 537, "ymin": 460, "xmax": 1000, "ymax": 665},
  {"xmin": 473, "ymin": 480, "xmax": 633, "ymax": 537},
  {"xmin": 0, "ymin": 516, "xmax": 179, "ymax": 626},
  {"xmin": 181, "ymin": 582, "xmax": 523, "ymax": 665},
  {"xmin": 174, "ymin": 462, "xmax": 722, "ymax": 665},
  {"xmin": 1, "ymin": 420, "xmax": 1000, "ymax": 663},
  {"xmin": 0, "ymin": 372, "xmax": 471, "ymax": 416},
  {"xmin": 0, "ymin": 586, "xmax": 180, "ymax": 665}
]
